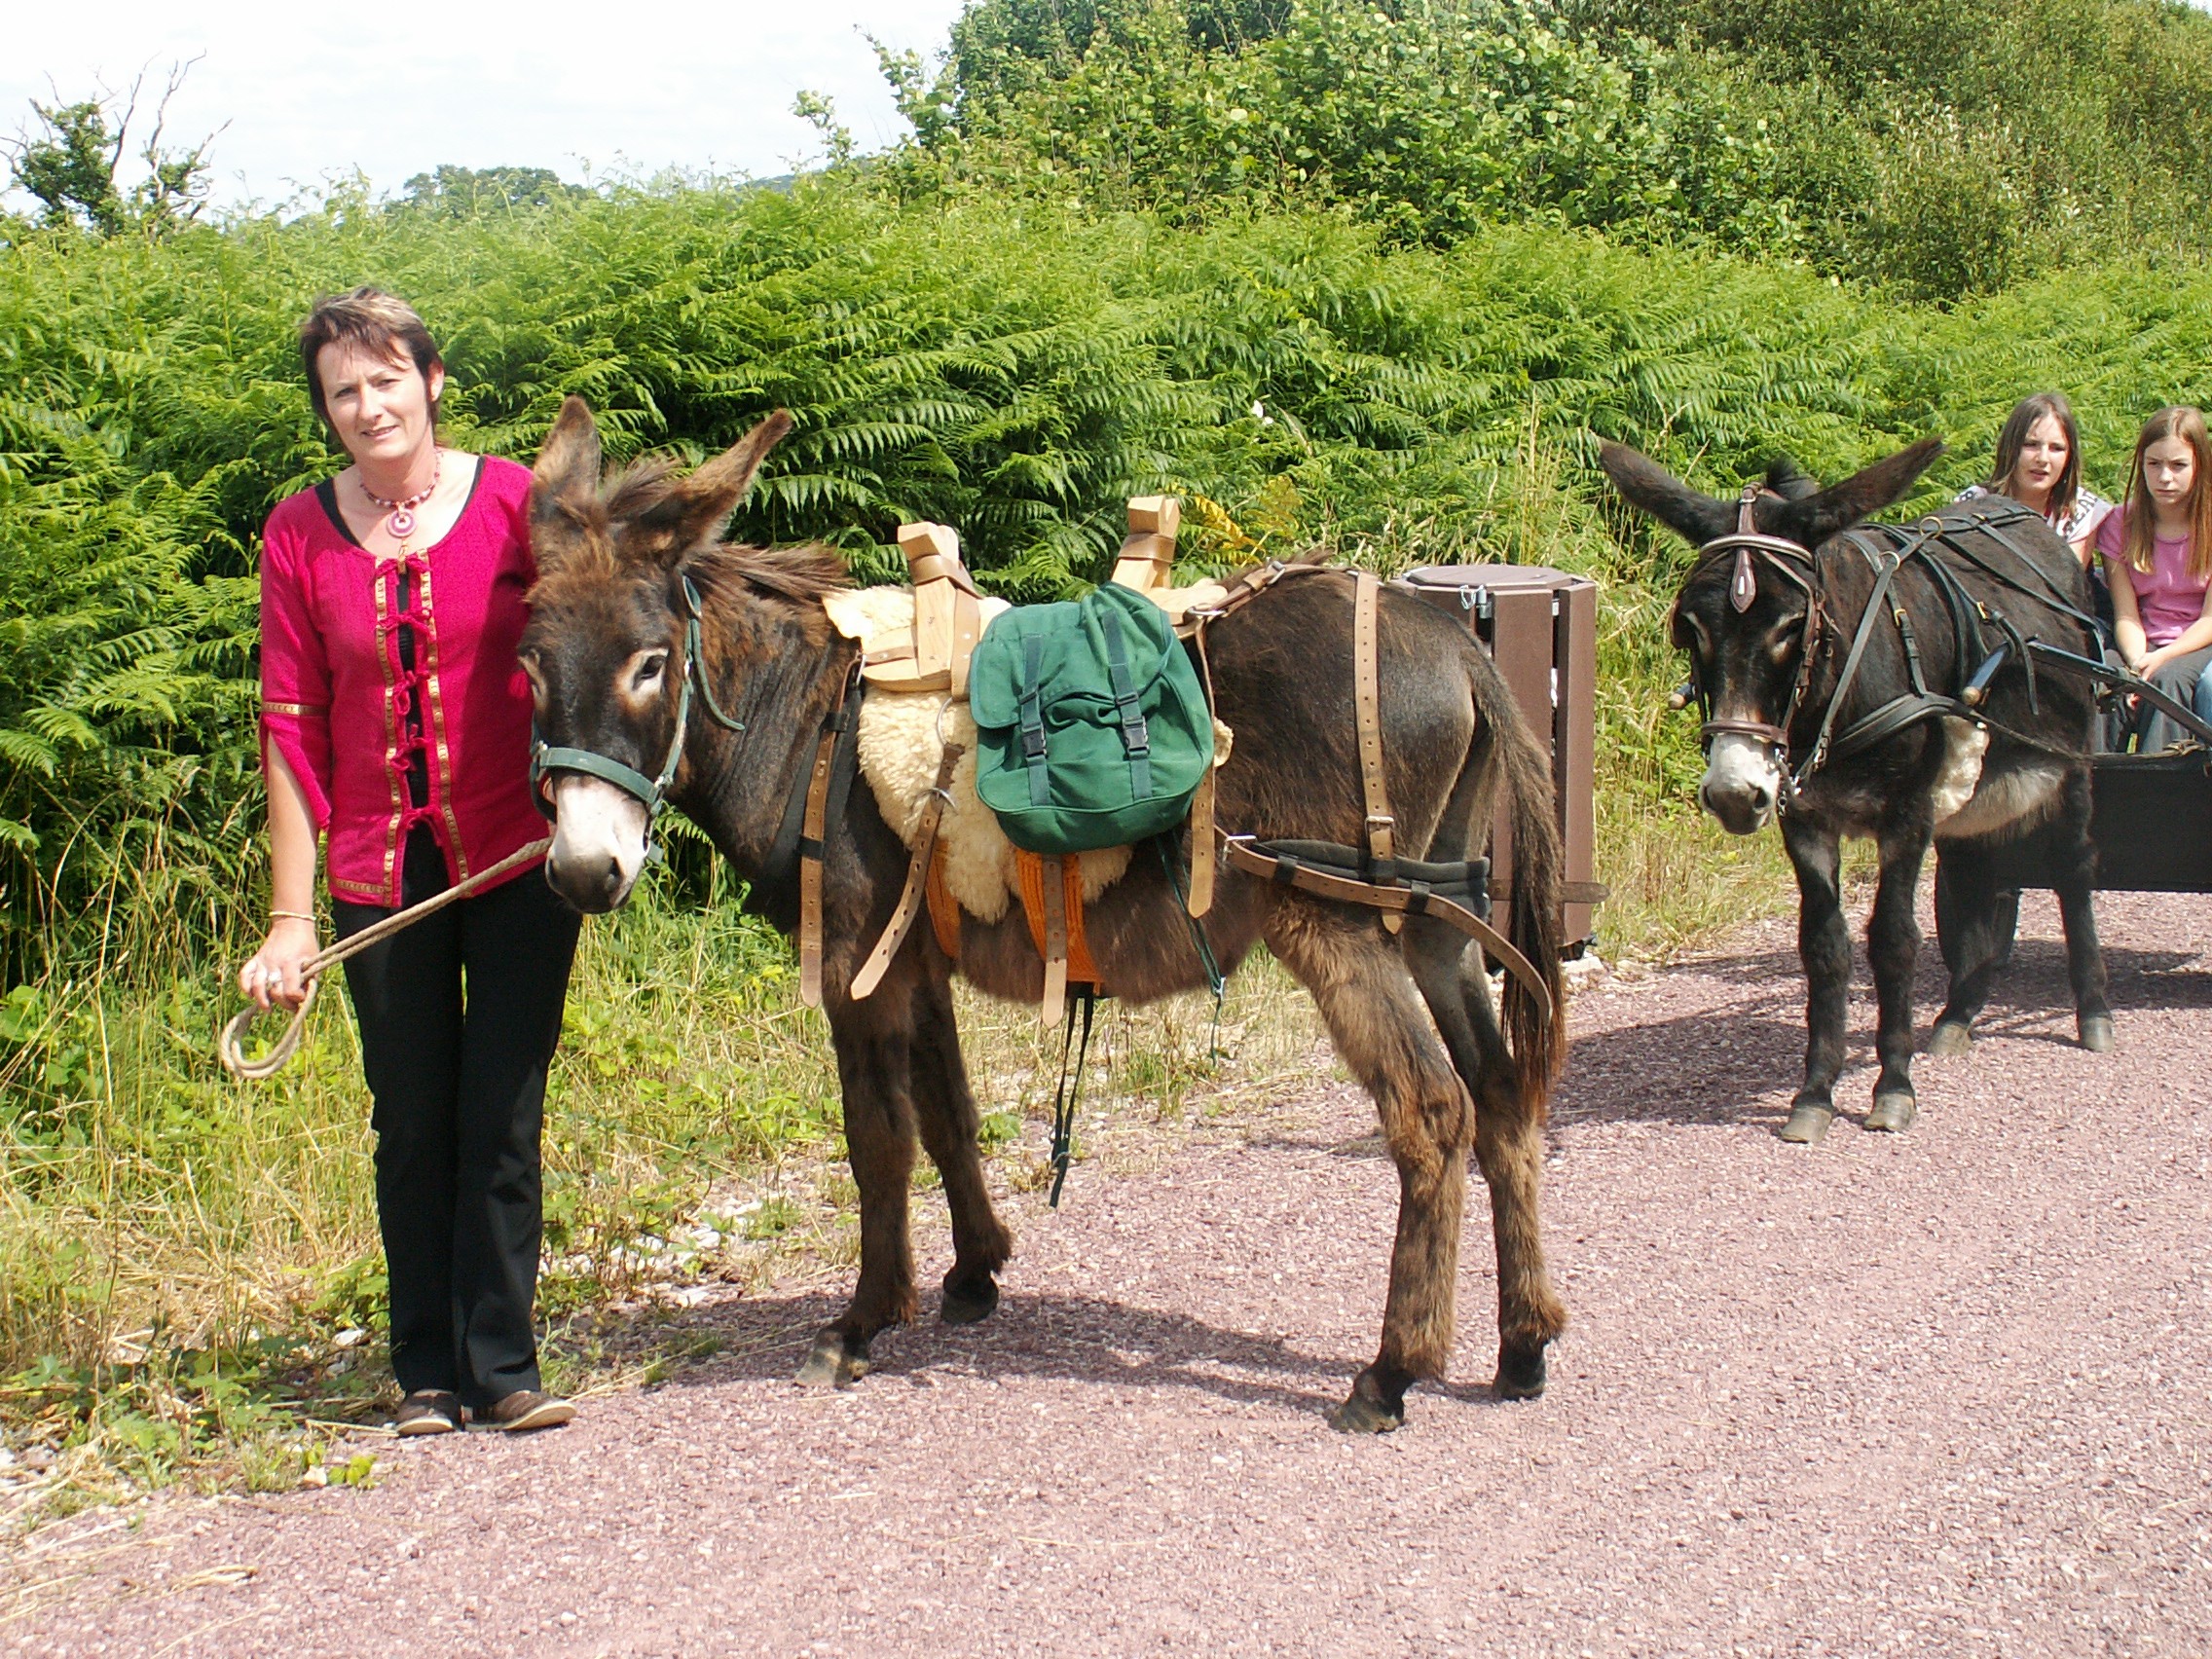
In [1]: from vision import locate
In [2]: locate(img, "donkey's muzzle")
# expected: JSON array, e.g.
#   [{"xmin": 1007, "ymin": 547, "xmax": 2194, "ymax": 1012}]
[{"xmin": 1699, "ymin": 732, "xmax": 1782, "ymax": 835}]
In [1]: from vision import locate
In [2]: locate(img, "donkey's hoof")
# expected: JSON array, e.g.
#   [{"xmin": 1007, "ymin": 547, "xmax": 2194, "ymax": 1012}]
[
  {"xmin": 940, "ymin": 1275, "xmax": 1000, "ymax": 1326},
  {"xmin": 2079, "ymin": 1014, "xmax": 2117, "ymax": 1054},
  {"xmin": 1494, "ymin": 1341, "xmax": 1549, "ymax": 1401},
  {"xmin": 793, "ymin": 1335, "xmax": 870, "ymax": 1389},
  {"xmin": 1926, "ymin": 1020, "xmax": 1973, "ymax": 1058},
  {"xmin": 1327, "ymin": 1368, "xmax": 1408, "ymax": 1434},
  {"xmin": 1865, "ymin": 1091, "xmax": 1919, "ymax": 1134},
  {"xmin": 1778, "ymin": 1103, "xmax": 1836, "ymax": 1145}
]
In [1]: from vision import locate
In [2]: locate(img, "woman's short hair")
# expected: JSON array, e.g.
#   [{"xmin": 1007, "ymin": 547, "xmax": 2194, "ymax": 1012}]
[
  {"xmin": 2120, "ymin": 405, "xmax": 2212, "ymax": 582},
  {"xmin": 298, "ymin": 288, "xmax": 442, "ymax": 431},
  {"xmin": 1987, "ymin": 391, "xmax": 2083, "ymax": 523}
]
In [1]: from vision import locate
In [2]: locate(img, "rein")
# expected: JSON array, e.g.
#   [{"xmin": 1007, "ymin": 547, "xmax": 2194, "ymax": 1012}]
[{"xmin": 219, "ymin": 835, "xmax": 553, "ymax": 1080}]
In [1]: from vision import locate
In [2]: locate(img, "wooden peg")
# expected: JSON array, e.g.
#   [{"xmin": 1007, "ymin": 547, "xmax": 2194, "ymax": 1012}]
[{"xmin": 1112, "ymin": 496, "xmax": 1181, "ymax": 594}]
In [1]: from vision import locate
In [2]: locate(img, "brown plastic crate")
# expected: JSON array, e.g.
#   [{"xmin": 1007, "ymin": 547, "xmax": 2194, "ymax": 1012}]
[{"xmin": 1396, "ymin": 565, "xmax": 1601, "ymax": 953}]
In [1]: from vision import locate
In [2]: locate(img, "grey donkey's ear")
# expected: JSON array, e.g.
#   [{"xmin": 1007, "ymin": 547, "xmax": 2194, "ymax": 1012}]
[
  {"xmin": 1771, "ymin": 436, "xmax": 1946, "ymax": 549},
  {"xmin": 1599, "ymin": 443, "xmax": 1738, "ymax": 547},
  {"xmin": 628, "ymin": 410, "xmax": 796, "ymax": 567},
  {"xmin": 531, "ymin": 396, "xmax": 605, "ymax": 573}
]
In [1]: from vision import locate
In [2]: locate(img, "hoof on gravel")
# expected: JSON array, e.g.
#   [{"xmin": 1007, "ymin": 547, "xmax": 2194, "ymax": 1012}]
[
  {"xmin": 793, "ymin": 1336, "xmax": 870, "ymax": 1389},
  {"xmin": 1494, "ymin": 1341, "xmax": 1548, "ymax": 1401},
  {"xmin": 1327, "ymin": 1369, "xmax": 1408, "ymax": 1434},
  {"xmin": 2078, "ymin": 1014, "xmax": 2117, "ymax": 1054},
  {"xmin": 1926, "ymin": 1020, "xmax": 1972, "ymax": 1058},
  {"xmin": 939, "ymin": 1276, "xmax": 999, "ymax": 1326},
  {"xmin": 1778, "ymin": 1102, "xmax": 1836, "ymax": 1145},
  {"xmin": 1864, "ymin": 1091, "xmax": 1919, "ymax": 1134}
]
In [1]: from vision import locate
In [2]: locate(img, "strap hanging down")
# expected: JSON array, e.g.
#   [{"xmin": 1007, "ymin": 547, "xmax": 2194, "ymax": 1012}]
[
  {"xmin": 796, "ymin": 708, "xmax": 847, "ymax": 1008},
  {"xmin": 850, "ymin": 740, "xmax": 965, "ymax": 1001},
  {"xmin": 1351, "ymin": 572, "xmax": 1401, "ymax": 933}
]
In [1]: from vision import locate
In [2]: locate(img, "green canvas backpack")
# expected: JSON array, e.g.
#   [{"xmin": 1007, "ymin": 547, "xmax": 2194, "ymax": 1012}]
[{"xmin": 969, "ymin": 580, "xmax": 1216, "ymax": 854}]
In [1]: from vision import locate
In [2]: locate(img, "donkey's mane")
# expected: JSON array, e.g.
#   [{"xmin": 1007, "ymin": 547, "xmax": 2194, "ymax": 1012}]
[{"xmin": 686, "ymin": 540, "xmax": 853, "ymax": 606}]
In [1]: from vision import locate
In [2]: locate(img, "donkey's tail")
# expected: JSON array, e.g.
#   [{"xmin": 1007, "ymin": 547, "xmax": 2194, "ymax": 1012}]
[{"xmin": 1488, "ymin": 671, "xmax": 1567, "ymax": 1115}]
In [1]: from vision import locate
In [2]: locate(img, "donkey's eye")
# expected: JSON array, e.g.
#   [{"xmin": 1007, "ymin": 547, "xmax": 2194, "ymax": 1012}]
[
  {"xmin": 632, "ymin": 652, "xmax": 668, "ymax": 691},
  {"xmin": 1764, "ymin": 621, "xmax": 1801, "ymax": 664}
]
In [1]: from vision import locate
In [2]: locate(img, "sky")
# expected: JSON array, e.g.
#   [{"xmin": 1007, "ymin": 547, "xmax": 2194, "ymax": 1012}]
[{"xmin": 3, "ymin": 0, "xmax": 970, "ymax": 214}]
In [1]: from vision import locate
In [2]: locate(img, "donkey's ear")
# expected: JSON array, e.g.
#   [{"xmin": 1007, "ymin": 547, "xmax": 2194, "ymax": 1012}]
[
  {"xmin": 628, "ymin": 410, "xmax": 795, "ymax": 565},
  {"xmin": 1599, "ymin": 443, "xmax": 1737, "ymax": 547},
  {"xmin": 1763, "ymin": 456, "xmax": 1822, "ymax": 502},
  {"xmin": 1773, "ymin": 436, "xmax": 1946, "ymax": 547},
  {"xmin": 531, "ymin": 396, "xmax": 605, "ymax": 572}
]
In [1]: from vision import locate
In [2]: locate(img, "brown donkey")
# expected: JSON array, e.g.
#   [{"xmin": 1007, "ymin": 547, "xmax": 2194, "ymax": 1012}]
[{"xmin": 519, "ymin": 399, "xmax": 1569, "ymax": 1431}]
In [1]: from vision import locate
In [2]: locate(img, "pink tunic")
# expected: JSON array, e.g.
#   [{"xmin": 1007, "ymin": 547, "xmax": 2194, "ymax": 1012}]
[
  {"xmin": 2096, "ymin": 508, "xmax": 2210, "ymax": 649},
  {"xmin": 259, "ymin": 457, "xmax": 547, "ymax": 908}
]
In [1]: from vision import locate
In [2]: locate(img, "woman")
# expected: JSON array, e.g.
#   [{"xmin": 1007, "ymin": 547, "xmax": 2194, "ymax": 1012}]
[
  {"xmin": 1956, "ymin": 391, "xmax": 2114, "ymax": 570},
  {"xmin": 241, "ymin": 288, "xmax": 581, "ymax": 1435},
  {"xmin": 2098, "ymin": 405, "xmax": 2212, "ymax": 754}
]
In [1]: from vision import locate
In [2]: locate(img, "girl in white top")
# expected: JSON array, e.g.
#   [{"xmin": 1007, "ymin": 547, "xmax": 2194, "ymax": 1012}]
[{"xmin": 1954, "ymin": 391, "xmax": 2114, "ymax": 568}]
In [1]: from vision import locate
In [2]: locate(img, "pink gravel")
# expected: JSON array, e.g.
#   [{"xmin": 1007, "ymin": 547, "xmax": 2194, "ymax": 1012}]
[{"xmin": 10, "ymin": 889, "xmax": 2212, "ymax": 1656}]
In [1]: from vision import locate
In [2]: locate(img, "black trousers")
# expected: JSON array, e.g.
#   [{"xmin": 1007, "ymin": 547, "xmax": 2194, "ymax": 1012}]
[{"xmin": 333, "ymin": 828, "xmax": 580, "ymax": 1407}]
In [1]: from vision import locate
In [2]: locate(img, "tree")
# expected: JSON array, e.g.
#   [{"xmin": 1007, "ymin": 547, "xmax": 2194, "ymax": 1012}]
[
  {"xmin": 398, "ymin": 165, "xmax": 584, "ymax": 218},
  {"xmin": 5, "ymin": 61, "xmax": 223, "ymax": 237}
]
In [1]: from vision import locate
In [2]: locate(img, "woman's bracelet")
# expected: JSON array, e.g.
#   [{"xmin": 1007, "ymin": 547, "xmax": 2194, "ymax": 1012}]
[{"xmin": 271, "ymin": 909, "xmax": 317, "ymax": 925}]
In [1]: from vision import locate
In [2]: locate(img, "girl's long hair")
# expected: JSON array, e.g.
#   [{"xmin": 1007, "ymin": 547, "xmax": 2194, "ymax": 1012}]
[
  {"xmin": 1986, "ymin": 391, "xmax": 2083, "ymax": 525},
  {"xmin": 2120, "ymin": 406, "xmax": 2212, "ymax": 582}
]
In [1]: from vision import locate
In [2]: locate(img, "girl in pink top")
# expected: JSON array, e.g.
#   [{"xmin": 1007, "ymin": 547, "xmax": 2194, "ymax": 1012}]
[
  {"xmin": 2097, "ymin": 405, "xmax": 2212, "ymax": 753},
  {"xmin": 240, "ymin": 289, "xmax": 580, "ymax": 1437}
]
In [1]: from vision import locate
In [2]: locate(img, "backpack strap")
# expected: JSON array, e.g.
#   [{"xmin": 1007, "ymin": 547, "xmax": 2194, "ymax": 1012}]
[
  {"xmin": 1352, "ymin": 572, "xmax": 1402, "ymax": 934},
  {"xmin": 1018, "ymin": 633, "xmax": 1051, "ymax": 807},
  {"xmin": 1099, "ymin": 606, "xmax": 1153, "ymax": 800}
]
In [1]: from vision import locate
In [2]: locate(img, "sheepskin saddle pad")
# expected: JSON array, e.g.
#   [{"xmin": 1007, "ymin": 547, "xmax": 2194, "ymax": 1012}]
[{"xmin": 822, "ymin": 586, "xmax": 1132, "ymax": 925}]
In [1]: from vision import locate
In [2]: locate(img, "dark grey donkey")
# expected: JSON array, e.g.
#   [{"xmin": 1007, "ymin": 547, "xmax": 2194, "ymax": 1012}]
[{"xmin": 1603, "ymin": 439, "xmax": 2113, "ymax": 1145}]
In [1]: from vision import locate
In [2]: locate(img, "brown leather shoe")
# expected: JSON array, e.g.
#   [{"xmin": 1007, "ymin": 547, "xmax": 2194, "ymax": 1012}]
[
  {"xmin": 478, "ymin": 1389, "xmax": 574, "ymax": 1432},
  {"xmin": 393, "ymin": 1389, "xmax": 462, "ymax": 1436}
]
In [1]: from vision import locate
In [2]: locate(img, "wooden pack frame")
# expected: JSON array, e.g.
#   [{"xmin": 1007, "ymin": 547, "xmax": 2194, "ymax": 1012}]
[{"xmin": 856, "ymin": 522, "xmax": 985, "ymax": 700}]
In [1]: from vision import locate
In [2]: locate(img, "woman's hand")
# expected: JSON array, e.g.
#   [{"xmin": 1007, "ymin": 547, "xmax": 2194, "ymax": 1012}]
[
  {"xmin": 2136, "ymin": 645, "xmax": 2171, "ymax": 679},
  {"xmin": 240, "ymin": 917, "xmax": 319, "ymax": 1010}
]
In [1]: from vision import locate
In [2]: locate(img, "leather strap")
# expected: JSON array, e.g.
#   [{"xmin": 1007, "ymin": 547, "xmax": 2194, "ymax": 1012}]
[
  {"xmin": 1040, "ymin": 853, "xmax": 1069, "ymax": 1025},
  {"xmin": 796, "ymin": 721, "xmax": 841, "ymax": 1009},
  {"xmin": 850, "ymin": 741, "xmax": 964, "ymax": 1001},
  {"xmin": 1222, "ymin": 834, "xmax": 1552, "ymax": 1032},
  {"xmin": 1185, "ymin": 761, "xmax": 1216, "ymax": 917},
  {"xmin": 1351, "ymin": 571, "xmax": 1401, "ymax": 933}
]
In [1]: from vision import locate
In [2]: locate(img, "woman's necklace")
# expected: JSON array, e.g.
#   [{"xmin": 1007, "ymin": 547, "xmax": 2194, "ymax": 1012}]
[{"xmin": 358, "ymin": 452, "xmax": 441, "ymax": 540}]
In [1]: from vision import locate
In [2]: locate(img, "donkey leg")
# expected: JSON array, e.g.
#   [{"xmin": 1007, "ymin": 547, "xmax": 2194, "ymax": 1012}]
[
  {"xmin": 2052, "ymin": 769, "xmax": 2115, "ymax": 1052},
  {"xmin": 798, "ymin": 1003, "xmax": 921, "ymax": 1387},
  {"xmin": 1863, "ymin": 821, "xmax": 1933, "ymax": 1133},
  {"xmin": 1781, "ymin": 818, "xmax": 1851, "ymax": 1145},
  {"xmin": 1404, "ymin": 919, "xmax": 1567, "ymax": 1402},
  {"xmin": 1272, "ymin": 907, "xmax": 1474, "ymax": 1433},
  {"xmin": 906, "ymin": 968, "xmax": 1014, "ymax": 1323},
  {"xmin": 1929, "ymin": 844, "xmax": 2002, "ymax": 1056}
]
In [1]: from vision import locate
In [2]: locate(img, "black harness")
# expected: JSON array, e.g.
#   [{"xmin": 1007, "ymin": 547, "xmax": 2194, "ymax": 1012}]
[{"xmin": 1681, "ymin": 490, "xmax": 2111, "ymax": 805}]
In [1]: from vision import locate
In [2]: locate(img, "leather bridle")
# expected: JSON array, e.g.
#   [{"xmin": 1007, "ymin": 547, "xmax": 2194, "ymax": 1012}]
[
  {"xmin": 1678, "ymin": 486, "xmax": 1826, "ymax": 789},
  {"xmin": 529, "ymin": 571, "xmax": 749, "ymax": 855}
]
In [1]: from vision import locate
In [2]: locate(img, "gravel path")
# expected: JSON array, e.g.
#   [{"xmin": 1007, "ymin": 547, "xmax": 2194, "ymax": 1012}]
[{"xmin": 11, "ymin": 890, "xmax": 2212, "ymax": 1656}]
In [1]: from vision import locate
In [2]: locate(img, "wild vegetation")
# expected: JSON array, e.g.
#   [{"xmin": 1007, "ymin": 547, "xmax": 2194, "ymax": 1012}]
[
  {"xmin": 6, "ymin": 0, "xmax": 2212, "ymax": 1516},
  {"xmin": 908, "ymin": 0, "xmax": 2212, "ymax": 299}
]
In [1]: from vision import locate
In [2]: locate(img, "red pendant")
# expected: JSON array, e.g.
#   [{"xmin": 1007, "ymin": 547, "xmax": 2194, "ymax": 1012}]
[{"xmin": 387, "ymin": 508, "xmax": 416, "ymax": 539}]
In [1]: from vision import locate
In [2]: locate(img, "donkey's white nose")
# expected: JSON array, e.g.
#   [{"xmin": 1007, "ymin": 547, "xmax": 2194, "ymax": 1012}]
[{"xmin": 546, "ymin": 776, "xmax": 649, "ymax": 911}]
